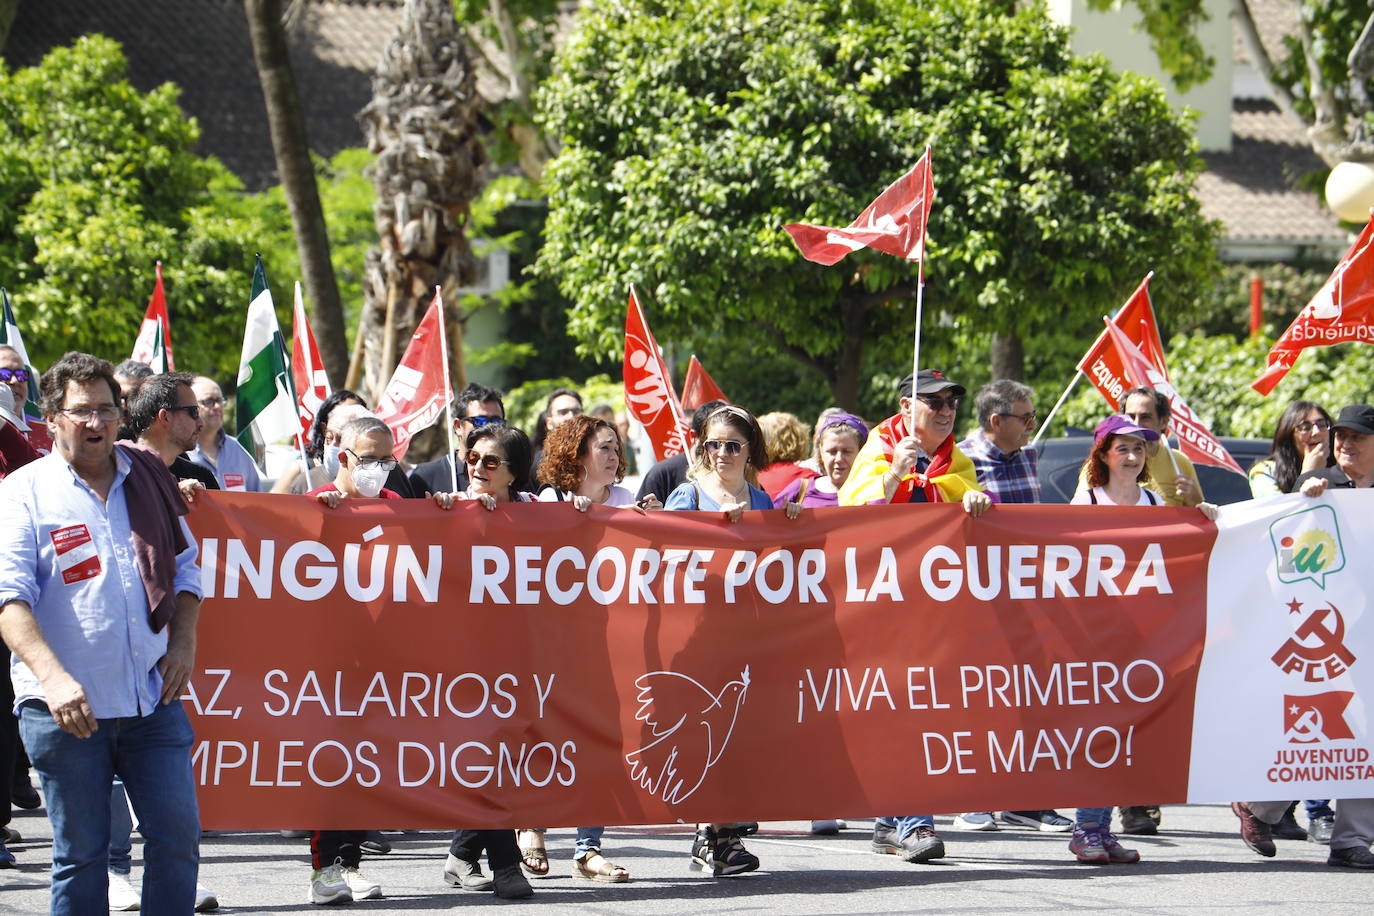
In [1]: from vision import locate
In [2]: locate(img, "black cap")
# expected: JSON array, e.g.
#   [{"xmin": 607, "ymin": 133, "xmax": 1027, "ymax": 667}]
[
  {"xmin": 1332, "ymin": 404, "xmax": 1374, "ymax": 436},
  {"xmin": 899, "ymin": 369, "xmax": 966, "ymax": 399}
]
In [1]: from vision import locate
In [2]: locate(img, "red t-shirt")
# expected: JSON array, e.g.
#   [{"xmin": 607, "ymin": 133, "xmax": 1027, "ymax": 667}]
[{"xmin": 306, "ymin": 482, "xmax": 402, "ymax": 499}]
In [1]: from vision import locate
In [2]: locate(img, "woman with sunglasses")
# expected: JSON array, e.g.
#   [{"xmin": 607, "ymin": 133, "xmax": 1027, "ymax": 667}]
[
  {"xmin": 662, "ymin": 405, "xmax": 798, "ymax": 878},
  {"xmin": 456, "ymin": 425, "xmax": 536, "ymax": 508},
  {"xmin": 1249, "ymin": 400, "xmax": 1335, "ymax": 498}
]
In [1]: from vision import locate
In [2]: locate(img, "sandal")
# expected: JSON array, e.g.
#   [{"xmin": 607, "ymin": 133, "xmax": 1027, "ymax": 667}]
[
  {"xmin": 517, "ymin": 828, "xmax": 550, "ymax": 878},
  {"xmin": 572, "ymin": 850, "xmax": 630, "ymax": 883}
]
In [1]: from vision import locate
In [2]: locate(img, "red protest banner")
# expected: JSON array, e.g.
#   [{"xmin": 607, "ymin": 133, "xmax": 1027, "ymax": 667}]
[
  {"xmin": 1253, "ymin": 218, "xmax": 1374, "ymax": 395},
  {"xmin": 784, "ymin": 148, "xmax": 934, "ymax": 269},
  {"xmin": 1075, "ymin": 273, "xmax": 1167, "ymax": 406},
  {"xmin": 373, "ymin": 290, "xmax": 451, "ymax": 461},
  {"xmin": 185, "ymin": 492, "xmax": 1214, "ymax": 829},
  {"xmin": 623, "ymin": 287, "xmax": 690, "ymax": 461}
]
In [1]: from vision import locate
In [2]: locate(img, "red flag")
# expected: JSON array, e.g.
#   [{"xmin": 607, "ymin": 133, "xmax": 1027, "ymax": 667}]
[
  {"xmin": 374, "ymin": 290, "xmax": 452, "ymax": 461},
  {"xmin": 680, "ymin": 355, "xmax": 728, "ymax": 411},
  {"xmin": 1101, "ymin": 316, "xmax": 1243, "ymax": 474},
  {"xmin": 1253, "ymin": 219, "xmax": 1374, "ymax": 395},
  {"xmin": 1284, "ymin": 692, "xmax": 1355, "ymax": 742},
  {"xmin": 131, "ymin": 262, "xmax": 175, "ymax": 372},
  {"xmin": 1075, "ymin": 273, "xmax": 1167, "ymax": 406},
  {"xmin": 784, "ymin": 148, "xmax": 934, "ymax": 271},
  {"xmin": 623, "ymin": 287, "xmax": 690, "ymax": 461},
  {"xmin": 290, "ymin": 281, "xmax": 332, "ymax": 442}
]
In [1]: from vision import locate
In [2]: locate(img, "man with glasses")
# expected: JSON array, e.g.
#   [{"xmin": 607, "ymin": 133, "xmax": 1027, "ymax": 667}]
[
  {"xmin": 0, "ymin": 352, "xmax": 204, "ymax": 912},
  {"xmin": 409, "ymin": 383, "xmax": 505, "ymax": 498},
  {"xmin": 125, "ymin": 373, "xmax": 218, "ymax": 493},
  {"xmin": 0, "ymin": 344, "xmax": 51, "ymax": 453},
  {"xmin": 185, "ymin": 376, "xmax": 262, "ymax": 492},
  {"xmin": 839, "ymin": 369, "xmax": 989, "ymax": 865}
]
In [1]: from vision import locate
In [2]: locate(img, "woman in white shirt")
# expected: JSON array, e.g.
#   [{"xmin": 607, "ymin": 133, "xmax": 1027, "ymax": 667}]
[{"xmin": 534, "ymin": 414, "xmax": 658, "ymax": 511}]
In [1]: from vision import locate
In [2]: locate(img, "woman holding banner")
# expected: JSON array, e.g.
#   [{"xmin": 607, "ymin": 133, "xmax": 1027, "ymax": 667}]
[
  {"xmin": 456, "ymin": 425, "xmax": 536, "ymax": 507},
  {"xmin": 664, "ymin": 405, "xmax": 800, "ymax": 876},
  {"xmin": 1069, "ymin": 415, "xmax": 1217, "ymax": 863},
  {"xmin": 773, "ymin": 412, "xmax": 867, "ymax": 510},
  {"xmin": 1249, "ymin": 400, "xmax": 1334, "ymax": 498}
]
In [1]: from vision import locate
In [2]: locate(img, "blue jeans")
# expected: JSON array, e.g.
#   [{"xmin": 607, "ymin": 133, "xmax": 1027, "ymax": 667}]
[
  {"xmin": 109, "ymin": 779, "xmax": 134, "ymax": 874},
  {"xmin": 1306, "ymin": 799, "xmax": 1335, "ymax": 820},
  {"xmin": 20, "ymin": 700, "xmax": 200, "ymax": 916},
  {"xmin": 1075, "ymin": 807, "xmax": 1112, "ymax": 829},
  {"xmin": 575, "ymin": 826, "xmax": 604, "ymax": 856},
  {"xmin": 877, "ymin": 815, "xmax": 934, "ymax": 838}
]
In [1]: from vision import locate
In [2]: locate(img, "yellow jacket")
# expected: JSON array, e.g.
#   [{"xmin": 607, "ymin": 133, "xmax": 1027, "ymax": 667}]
[{"xmin": 839, "ymin": 412, "xmax": 982, "ymax": 505}]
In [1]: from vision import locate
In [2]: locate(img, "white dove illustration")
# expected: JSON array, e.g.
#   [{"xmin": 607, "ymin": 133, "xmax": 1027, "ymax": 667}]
[{"xmin": 624, "ymin": 666, "xmax": 751, "ymax": 805}]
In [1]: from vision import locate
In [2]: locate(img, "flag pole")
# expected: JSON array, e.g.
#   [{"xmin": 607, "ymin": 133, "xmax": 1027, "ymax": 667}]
[
  {"xmin": 435, "ymin": 286, "xmax": 458, "ymax": 493},
  {"xmin": 284, "ymin": 282, "xmax": 312, "ymax": 481},
  {"xmin": 1029, "ymin": 373, "xmax": 1083, "ymax": 451},
  {"xmin": 909, "ymin": 280, "xmax": 924, "ymax": 434}
]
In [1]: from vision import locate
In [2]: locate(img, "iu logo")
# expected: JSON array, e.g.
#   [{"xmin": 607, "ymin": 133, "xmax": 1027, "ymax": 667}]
[
  {"xmin": 1272, "ymin": 599, "xmax": 1357, "ymax": 682},
  {"xmin": 1284, "ymin": 692, "xmax": 1356, "ymax": 743},
  {"xmin": 1269, "ymin": 504, "xmax": 1344, "ymax": 589}
]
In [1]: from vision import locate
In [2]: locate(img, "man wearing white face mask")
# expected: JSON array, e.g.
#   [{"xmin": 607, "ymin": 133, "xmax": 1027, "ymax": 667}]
[{"xmin": 300, "ymin": 417, "xmax": 453, "ymax": 903}]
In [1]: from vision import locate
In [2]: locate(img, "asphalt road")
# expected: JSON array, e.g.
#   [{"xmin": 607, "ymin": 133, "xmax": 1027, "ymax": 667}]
[{"xmin": 2, "ymin": 804, "xmax": 1368, "ymax": 913}]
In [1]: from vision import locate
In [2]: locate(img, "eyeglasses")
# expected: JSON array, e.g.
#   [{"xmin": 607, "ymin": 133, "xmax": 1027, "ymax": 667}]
[
  {"xmin": 0, "ymin": 368, "xmax": 29, "ymax": 383},
  {"xmin": 703, "ymin": 439, "xmax": 745, "ymax": 456},
  {"xmin": 198, "ymin": 396, "xmax": 226, "ymax": 409},
  {"xmin": 999, "ymin": 410, "xmax": 1037, "ymax": 424},
  {"xmin": 466, "ymin": 415, "xmax": 504, "ymax": 429},
  {"xmin": 1297, "ymin": 419, "xmax": 1331, "ymax": 433},
  {"xmin": 465, "ymin": 452, "xmax": 510, "ymax": 470},
  {"xmin": 58, "ymin": 406, "xmax": 120, "ymax": 423},
  {"xmin": 346, "ymin": 450, "xmax": 399, "ymax": 472},
  {"xmin": 917, "ymin": 395, "xmax": 962, "ymax": 413},
  {"xmin": 168, "ymin": 405, "xmax": 201, "ymax": 421}
]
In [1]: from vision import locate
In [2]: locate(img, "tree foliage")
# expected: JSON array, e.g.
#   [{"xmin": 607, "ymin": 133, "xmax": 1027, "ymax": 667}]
[
  {"xmin": 535, "ymin": 0, "xmax": 1219, "ymax": 411},
  {"xmin": 0, "ymin": 35, "xmax": 272, "ymax": 381}
]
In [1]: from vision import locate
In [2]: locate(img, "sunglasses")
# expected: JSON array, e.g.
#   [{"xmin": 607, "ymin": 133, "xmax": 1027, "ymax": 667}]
[
  {"xmin": 467, "ymin": 415, "xmax": 504, "ymax": 429},
  {"xmin": 465, "ymin": 452, "xmax": 510, "ymax": 470},
  {"xmin": 168, "ymin": 405, "xmax": 201, "ymax": 421},
  {"xmin": 0, "ymin": 368, "xmax": 29, "ymax": 383},
  {"xmin": 1296, "ymin": 419, "xmax": 1331, "ymax": 433},
  {"xmin": 346, "ymin": 450, "xmax": 399, "ymax": 472},
  {"xmin": 999, "ymin": 410, "xmax": 1036, "ymax": 424},
  {"xmin": 917, "ymin": 395, "xmax": 962, "ymax": 412},
  {"xmin": 703, "ymin": 439, "xmax": 745, "ymax": 456}
]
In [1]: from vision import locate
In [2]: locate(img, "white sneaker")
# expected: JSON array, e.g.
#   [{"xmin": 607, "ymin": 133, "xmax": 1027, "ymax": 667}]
[
  {"xmin": 308, "ymin": 863, "xmax": 353, "ymax": 905},
  {"xmin": 194, "ymin": 883, "xmax": 219, "ymax": 911},
  {"xmin": 953, "ymin": 812, "xmax": 999, "ymax": 831},
  {"xmin": 108, "ymin": 871, "xmax": 140, "ymax": 911},
  {"xmin": 342, "ymin": 865, "xmax": 382, "ymax": 900}
]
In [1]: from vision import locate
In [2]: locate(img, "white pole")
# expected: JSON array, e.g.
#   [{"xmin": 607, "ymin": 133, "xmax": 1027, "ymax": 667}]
[
  {"xmin": 909, "ymin": 279, "xmax": 925, "ymax": 432},
  {"xmin": 435, "ymin": 286, "xmax": 459, "ymax": 493},
  {"xmin": 1029, "ymin": 372, "xmax": 1082, "ymax": 451}
]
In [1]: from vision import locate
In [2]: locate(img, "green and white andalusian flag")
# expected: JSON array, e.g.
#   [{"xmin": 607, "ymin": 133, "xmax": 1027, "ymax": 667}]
[
  {"xmin": 1, "ymin": 288, "xmax": 41, "ymax": 418},
  {"xmin": 235, "ymin": 256, "xmax": 300, "ymax": 451}
]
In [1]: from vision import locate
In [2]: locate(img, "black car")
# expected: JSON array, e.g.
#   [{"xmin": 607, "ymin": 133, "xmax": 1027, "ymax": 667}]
[{"xmin": 1035, "ymin": 434, "xmax": 1271, "ymax": 505}]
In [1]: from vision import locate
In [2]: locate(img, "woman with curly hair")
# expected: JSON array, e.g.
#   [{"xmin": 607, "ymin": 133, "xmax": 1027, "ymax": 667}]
[
  {"xmin": 534, "ymin": 414, "xmax": 660, "ymax": 511},
  {"xmin": 1249, "ymin": 400, "xmax": 1333, "ymax": 497},
  {"xmin": 756, "ymin": 411, "xmax": 815, "ymax": 498}
]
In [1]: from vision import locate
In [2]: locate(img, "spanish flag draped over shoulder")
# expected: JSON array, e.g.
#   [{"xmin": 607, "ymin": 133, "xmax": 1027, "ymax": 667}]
[{"xmin": 839, "ymin": 412, "xmax": 981, "ymax": 506}]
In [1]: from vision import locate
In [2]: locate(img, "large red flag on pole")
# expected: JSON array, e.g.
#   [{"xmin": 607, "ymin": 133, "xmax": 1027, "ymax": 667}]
[
  {"xmin": 680, "ymin": 355, "xmax": 729, "ymax": 411},
  {"xmin": 1252, "ymin": 219, "xmax": 1374, "ymax": 395},
  {"xmin": 1075, "ymin": 273, "xmax": 1168, "ymax": 404},
  {"xmin": 131, "ymin": 262, "xmax": 175, "ymax": 372},
  {"xmin": 1101, "ymin": 315, "xmax": 1243, "ymax": 474},
  {"xmin": 374, "ymin": 290, "xmax": 452, "ymax": 462},
  {"xmin": 623, "ymin": 287, "xmax": 690, "ymax": 461},
  {"xmin": 290, "ymin": 281, "xmax": 332, "ymax": 443},
  {"xmin": 783, "ymin": 148, "xmax": 934, "ymax": 268}
]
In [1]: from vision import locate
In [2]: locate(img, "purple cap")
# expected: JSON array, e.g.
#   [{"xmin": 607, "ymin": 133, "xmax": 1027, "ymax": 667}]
[{"xmin": 1094, "ymin": 414, "xmax": 1161, "ymax": 445}]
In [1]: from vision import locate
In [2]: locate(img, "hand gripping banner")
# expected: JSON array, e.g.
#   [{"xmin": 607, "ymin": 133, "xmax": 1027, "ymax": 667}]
[{"xmin": 182, "ymin": 491, "xmax": 1374, "ymax": 829}]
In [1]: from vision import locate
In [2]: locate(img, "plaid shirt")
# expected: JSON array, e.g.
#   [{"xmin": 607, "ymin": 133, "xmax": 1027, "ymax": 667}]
[{"xmin": 956, "ymin": 429, "xmax": 1040, "ymax": 504}]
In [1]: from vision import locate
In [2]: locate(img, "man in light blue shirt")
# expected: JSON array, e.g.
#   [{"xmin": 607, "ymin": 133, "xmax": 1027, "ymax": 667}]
[
  {"xmin": 186, "ymin": 375, "xmax": 263, "ymax": 491},
  {"xmin": 0, "ymin": 352, "xmax": 204, "ymax": 914}
]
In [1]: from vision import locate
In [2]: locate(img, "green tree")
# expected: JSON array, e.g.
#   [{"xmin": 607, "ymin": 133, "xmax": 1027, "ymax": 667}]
[
  {"xmin": 0, "ymin": 35, "xmax": 274, "ymax": 381},
  {"xmin": 535, "ymin": 0, "xmax": 1219, "ymax": 410}
]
